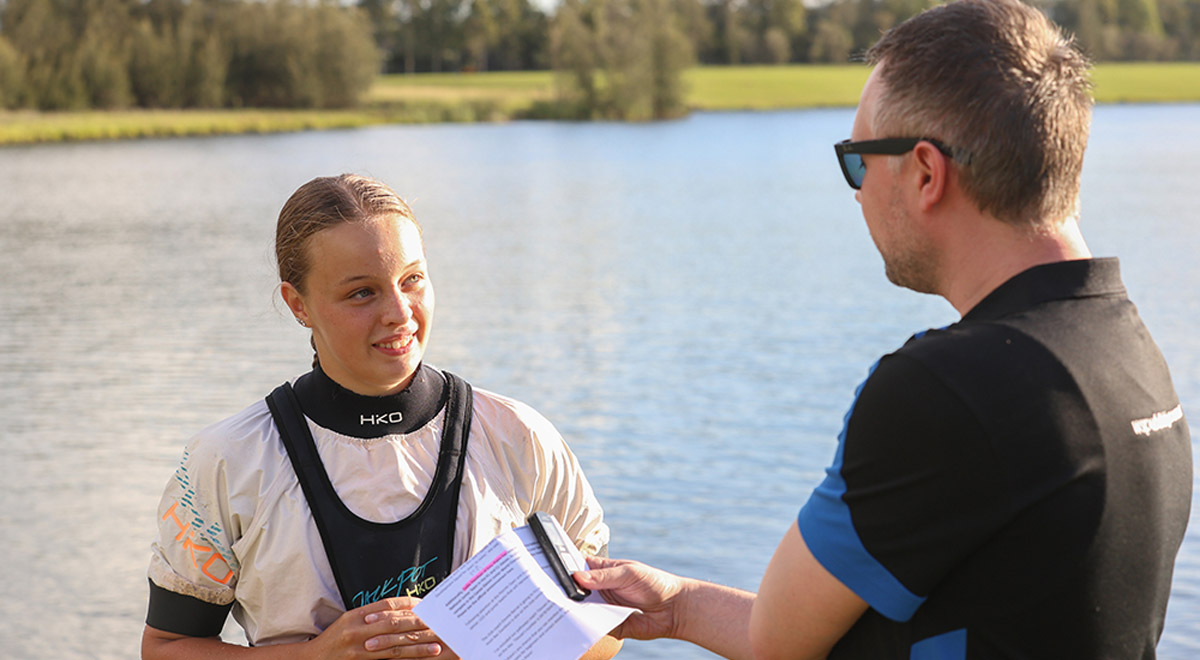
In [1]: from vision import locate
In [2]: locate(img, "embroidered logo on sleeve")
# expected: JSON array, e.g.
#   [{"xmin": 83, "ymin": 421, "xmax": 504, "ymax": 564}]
[
  {"xmin": 1131, "ymin": 404, "xmax": 1184, "ymax": 437},
  {"xmin": 162, "ymin": 501, "xmax": 234, "ymax": 584},
  {"xmin": 161, "ymin": 449, "xmax": 240, "ymax": 583}
]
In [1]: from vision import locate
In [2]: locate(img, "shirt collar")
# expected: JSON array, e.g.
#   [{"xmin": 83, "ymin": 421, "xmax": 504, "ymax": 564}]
[
  {"xmin": 292, "ymin": 363, "xmax": 447, "ymax": 438},
  {"xmin": 961, "ymin": 257, "xmax": 1126, "ymax": 323}
]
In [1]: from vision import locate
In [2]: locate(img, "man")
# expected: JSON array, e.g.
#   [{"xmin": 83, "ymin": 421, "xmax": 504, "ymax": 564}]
[{"xmin": 574, "ymin": 1, "xmax": 1192, "ymax": 658}]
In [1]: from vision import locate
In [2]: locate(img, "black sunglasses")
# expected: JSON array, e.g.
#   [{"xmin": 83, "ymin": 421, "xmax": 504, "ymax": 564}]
[{"xmin": 834, "ymin": 138, "xmax": 958, "ymax": 190}]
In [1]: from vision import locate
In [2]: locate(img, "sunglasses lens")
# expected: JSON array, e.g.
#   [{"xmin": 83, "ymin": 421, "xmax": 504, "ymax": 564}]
[{"xmin": 843, "ymin": 153, "xmax": 866, "ymax": 189}]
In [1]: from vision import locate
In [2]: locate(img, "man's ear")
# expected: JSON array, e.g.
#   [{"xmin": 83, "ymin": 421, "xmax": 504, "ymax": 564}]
[{"xmin": 912, "ymin": 141, "xmax": 949, "ymax": 212}]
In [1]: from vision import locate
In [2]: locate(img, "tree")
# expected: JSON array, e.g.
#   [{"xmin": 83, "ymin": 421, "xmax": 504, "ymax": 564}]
[
  {"xmin": 463, "ymin": 0, "xmax": 498, "ymax": 71},
  {"xmin": 808, "ymin": 17, "xmax": 853, "ymax": 63},
  {"xmin": 740, "ymin": 0, "xmax": 806, "ymax": 63},
  {"xmin": 490, "ymin": 0, "xmax": 545, "ymax": 70},
  {"xmin": 221, "ymin": 0, "xmax": 376, "ymax": 108},
  {"xmin": 550, "ymin": 0, "xmax": 693, "ymax": 119},
  {"xmin": 550, "ymin": 0, "xmax": 600, "ymax": 113},
  {"xmin": 673, "ymin": 0, "xmax": 715, "ymax": 64},
  {"xmin": 642, "ymin": 0, "xmax": 693, "ymax": 116},
  {"xmin": 78, "ymin": 28, "xmax": 132, "ymax": 108},
  {"xmin": 417, "ymin": 0, "xmax": 465, "ymax": 73},
  {"xmin": 3, "ymin": 0, "xmax": 87, "ymax": 109},
  {"xmin": 714, "ymin": 0, "xmax": 750, "ymax": 64},
  {"xmin": 310, "ymin": 1, "xmax": 379, "ymax": 107},
  {"xmin": 360, "ymin": 0, "xmax": 401, "ymax": 71},
  {"xmin": 0, "ymin": 34, "xmax": 27, "ymax": 108},
  {"xmin": 129, "ymin": 17, "xmax": 183, "ymax": 107},
  {"xmin": 1159, "ymin": 0, "xmax": 1200, "ymax": 58}
]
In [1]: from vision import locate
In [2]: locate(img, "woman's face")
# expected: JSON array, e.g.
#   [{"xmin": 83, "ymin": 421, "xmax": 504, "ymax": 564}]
[{"xmin": 282, "ymin": 214, "xmax": 434, "ymax": 396}]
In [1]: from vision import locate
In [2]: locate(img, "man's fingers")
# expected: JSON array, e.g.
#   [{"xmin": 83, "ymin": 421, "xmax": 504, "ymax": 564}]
[
  {"xmin": 584, "ymin": 555, "xmax": 620, "ymax": 569},
  {"xmin": 575, "ymin": 559, "xmax": 640, "ymax": 590}
]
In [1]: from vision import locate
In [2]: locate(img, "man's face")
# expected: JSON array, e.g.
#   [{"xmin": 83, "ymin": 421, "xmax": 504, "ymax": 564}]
[{"xmin": 851, "ymin": 67, "xmax": 939, "ymax": 295}]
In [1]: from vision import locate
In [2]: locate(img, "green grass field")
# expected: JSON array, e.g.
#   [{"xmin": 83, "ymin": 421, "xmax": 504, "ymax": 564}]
[
  {"xmin": 1089, "ymin": 62, "xmax": 1200, "ymax": 103},
  {"xmin": 2, "ymin": 62, "xmax": 1198, "ymax": 145},
  {"xmin": 684, "ymin": 64, "xmax": 870, "ymax": 109},
  {"xmin": 368, "ymin": 70, "xmax": 556, "ymax": 113}
]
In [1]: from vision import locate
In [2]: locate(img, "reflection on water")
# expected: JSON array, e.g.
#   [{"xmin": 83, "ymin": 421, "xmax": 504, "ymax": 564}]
[{"xmin": 2, "ymin": 106, "xmax": 1199, "ymax": 659}]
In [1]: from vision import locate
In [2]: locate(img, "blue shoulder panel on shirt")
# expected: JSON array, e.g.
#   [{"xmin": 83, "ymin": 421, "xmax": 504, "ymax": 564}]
[
  {"xmin": 797, "ymin": 362, "xmax": 926, "ymax": 622},
  {"xmin": 910, "ymin": 629, "xmax": 967, "ymax": 660}
]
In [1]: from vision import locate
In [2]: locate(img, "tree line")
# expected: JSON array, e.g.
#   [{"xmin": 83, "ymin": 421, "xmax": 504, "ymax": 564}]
[
  {"xmin": 0, "ymin": 0, "xmax": 379, "ymax": 110},
  {"xmin": 1, "ymin": 0, "xmax": 1198, "ymax": 115},
  {"xmin": 364, "ymin": 0, "xmax": 1200, "ymax": 73}
]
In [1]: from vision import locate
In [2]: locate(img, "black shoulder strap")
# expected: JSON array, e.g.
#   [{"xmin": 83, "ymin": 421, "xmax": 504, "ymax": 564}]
[
  {"xmin": 265, "ymin": 372, "xmax": 473, "ymax": 610},
  {"xmin": 265, "ymin": 382, "xmax": 349, "ymax": 599}
]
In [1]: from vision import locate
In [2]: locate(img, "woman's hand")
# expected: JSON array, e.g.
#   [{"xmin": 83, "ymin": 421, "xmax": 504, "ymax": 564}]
[
  {"xmin": 142, "ymin": 598, "xmax": 454, "ymax": 660},
  {"xmin": 305, "ymin": 597, "xmax": 453, "ymax": 659}
]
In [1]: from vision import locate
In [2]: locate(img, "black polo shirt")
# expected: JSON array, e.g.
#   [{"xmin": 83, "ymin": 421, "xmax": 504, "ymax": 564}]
[{"xmin": 798, "ymin": 258, "xmax": 1192, "ymax": 659}]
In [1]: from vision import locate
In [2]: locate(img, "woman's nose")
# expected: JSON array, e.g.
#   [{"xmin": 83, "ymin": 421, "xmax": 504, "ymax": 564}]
[{"xmin": 382, "ymin": 288, "xmax": 412, "ymax": 325}]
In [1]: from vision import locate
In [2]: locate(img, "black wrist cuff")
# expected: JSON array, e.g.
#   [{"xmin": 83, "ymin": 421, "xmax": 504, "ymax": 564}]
[{"xmin": 145, "ymin": 579, "xmax": 233, "ymax": 638}]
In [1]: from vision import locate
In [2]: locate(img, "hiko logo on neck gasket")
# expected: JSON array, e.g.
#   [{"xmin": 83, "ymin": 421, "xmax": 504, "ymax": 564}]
[{"xmin": 361, "ymin": 411, "xmax": 404, "ymax": 425}]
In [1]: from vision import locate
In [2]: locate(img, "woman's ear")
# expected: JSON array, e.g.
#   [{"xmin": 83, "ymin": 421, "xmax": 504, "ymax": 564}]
[{"xmin": 280, "ymin": 282, "xmax": 308, "ymax": 326}]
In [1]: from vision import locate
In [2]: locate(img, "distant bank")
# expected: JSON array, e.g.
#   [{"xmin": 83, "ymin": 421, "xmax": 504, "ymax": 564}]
[{"xmin": 2, "ymin": 63, "xmax": 1198, "ymax": 146}]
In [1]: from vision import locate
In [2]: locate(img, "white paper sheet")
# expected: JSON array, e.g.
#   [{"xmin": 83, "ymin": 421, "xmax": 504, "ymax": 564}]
[{"xmin": 412, "ymin": 525, "xmax": 635, "ymax": 660}]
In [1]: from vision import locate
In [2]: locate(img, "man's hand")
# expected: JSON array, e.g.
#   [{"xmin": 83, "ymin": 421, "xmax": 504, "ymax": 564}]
[
  {"xmin": 575, "ymin": 556, "xmax": 756, "ymax": 660},
  {"xmin": 574, "ymin": 556, "xmax": 685, "ymax": 640}
]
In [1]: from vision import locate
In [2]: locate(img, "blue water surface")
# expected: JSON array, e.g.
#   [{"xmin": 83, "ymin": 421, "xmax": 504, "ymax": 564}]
[{"xmin": 1, "ymin": 105, "xmax": 1197, "ymax": 659}]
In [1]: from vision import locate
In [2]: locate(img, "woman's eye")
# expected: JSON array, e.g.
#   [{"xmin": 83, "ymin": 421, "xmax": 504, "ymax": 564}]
[
  {"xmin": 404, "ymin": 273, "xmax": 425, "ymax": 287},
  {"xmin": 350, "ymin": 288, "xmax": 373, "ymax": 299}
]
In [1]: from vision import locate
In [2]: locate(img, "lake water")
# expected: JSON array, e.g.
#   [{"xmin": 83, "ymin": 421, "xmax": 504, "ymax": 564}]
[{"xmin": 1, "ymin": 105, "xmax": 1199, "ymax": 660}]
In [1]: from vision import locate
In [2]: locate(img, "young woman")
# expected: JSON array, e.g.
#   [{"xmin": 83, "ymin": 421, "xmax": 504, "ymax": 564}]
[{"xmin": 141, "ymin": 174, "xmax": 617, "ymax": 660}]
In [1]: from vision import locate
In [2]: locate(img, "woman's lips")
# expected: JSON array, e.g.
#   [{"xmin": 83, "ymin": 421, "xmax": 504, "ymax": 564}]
[{"xmin": 374, "ymin": 335, "xmax": 414, "ymax": 354}]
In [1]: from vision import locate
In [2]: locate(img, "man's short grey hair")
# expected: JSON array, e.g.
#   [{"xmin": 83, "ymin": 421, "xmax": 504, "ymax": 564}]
[{"xmin": 866, "ymin": 0, "xmax": 1093, "ymax": 227}]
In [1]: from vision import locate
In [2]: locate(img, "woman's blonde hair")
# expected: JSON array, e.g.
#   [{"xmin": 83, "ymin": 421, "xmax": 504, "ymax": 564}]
[{"xmin": 275, "ymin": 174, "xmax": 420, "ymax": 293}]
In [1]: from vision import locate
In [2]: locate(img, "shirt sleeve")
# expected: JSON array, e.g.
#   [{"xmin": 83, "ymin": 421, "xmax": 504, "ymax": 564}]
[
  {"xmin": 799, "ymin": 353, "xmax": 1003, "ymax": 622},
  {"xmin": 520, "ymin": 402, "xmax": 611, "ymax": 557},
  {"xmin": 146, "ymin": 431, "xmax": 242, "ymax": 634}
]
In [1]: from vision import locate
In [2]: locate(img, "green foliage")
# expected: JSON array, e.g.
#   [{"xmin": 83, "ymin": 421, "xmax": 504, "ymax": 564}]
[
  {"xmin": 77, "ymin": 5, "xmax": 134, "ymax": 109},
  {"xmin": 225, "ymin": 1, "xmax": 378, "ymax": 108},
  {"xmin": 130, "ymin": 18, "xmax": 183, "ymax": 108},
  {"xmin": 0, "ymin": 0, "xmax": 379, "ymax": 110},
  {"xmin": 310, "ymin": 3, "xmax": 381, "ymax": 108},
  {"xmin": 1052, "ymin": 0, "xmax": 1191, "ymax": 60},
  {"xmin": 0, "ymin": 35, "xmax": 27, "ymax": 109},
  {"xmin": 550, "ymin": 0, "xmax": 694, "ymax": 119},
  {"xmin": 808, "ymin": 19, "xmax": 854, "ymax": 63},
  {"xmin": 4, "ymin": 0, "xmax": 85, "ymax": 109},
  {"xmin": 369, "ymin": 0, "xmax": 547, "ymax": 74},
  {"xmin": 3, "ymin": 0, "xmax": 1200, "ymax": 120}
]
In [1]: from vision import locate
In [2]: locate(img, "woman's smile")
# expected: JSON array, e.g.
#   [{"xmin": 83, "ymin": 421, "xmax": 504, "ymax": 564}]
[{"xmin": 374, "ymin": 334, "xmax": 416, "ymax": 354}]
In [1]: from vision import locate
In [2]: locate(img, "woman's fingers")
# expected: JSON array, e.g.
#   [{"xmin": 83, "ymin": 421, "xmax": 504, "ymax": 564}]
[
  {"xmin": 364, "ymin": 608, "xmax": 425, "ymax": 630},
  {"xmin": 365, "ymin": 630, "xmax": 442, "ymax": 657},
  {"xmin": 360, "ymin": 596, "xmax": 421, "ymax": 615},
  {"xmin": 360, "ymin": 603, "xmax": 443, "ymax": 658}
]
